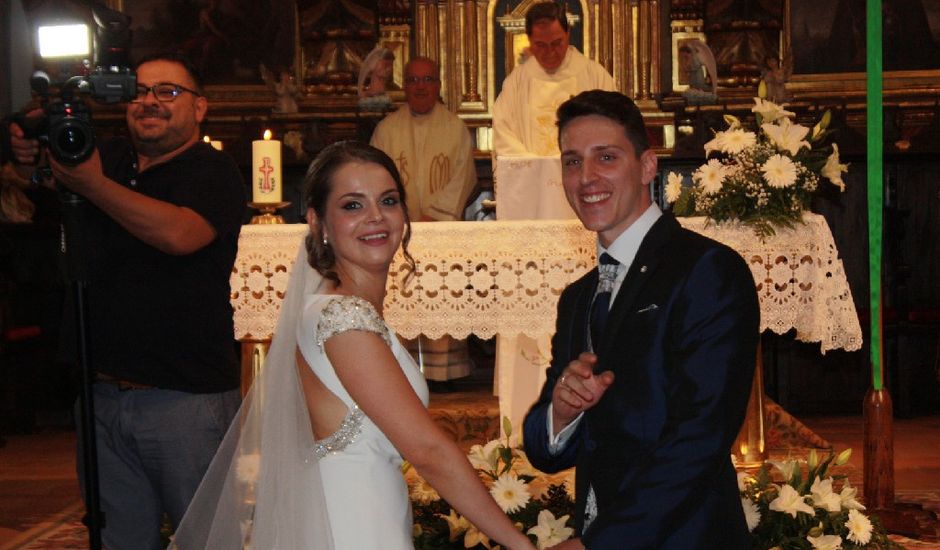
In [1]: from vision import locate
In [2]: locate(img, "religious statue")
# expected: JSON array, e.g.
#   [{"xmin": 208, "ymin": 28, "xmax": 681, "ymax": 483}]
[
  {"xmin": 760, "ymin": 55, "xmax": 791, "ymax": 104},
  {"xmin": 679, "ymin": 39, "xmax": 718, "ymax": 106},
  {"xmin": 357, "ymin": 46, "xmax": 394, "ymax": 111},
  {"xmin": 261, "ymin": 64, "xmax": 303, "ymax": 114}
]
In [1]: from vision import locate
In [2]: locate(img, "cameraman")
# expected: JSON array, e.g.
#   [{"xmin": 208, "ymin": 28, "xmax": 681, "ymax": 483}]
[{"xmin": 10, "ymin": 52, "xmax": 244, "ymax": 550}]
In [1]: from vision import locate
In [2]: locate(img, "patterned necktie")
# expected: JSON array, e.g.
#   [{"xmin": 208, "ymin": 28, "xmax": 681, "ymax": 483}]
[{"xmin": 590, "ymin": 253, "xmax": 620, "ymax": 350}]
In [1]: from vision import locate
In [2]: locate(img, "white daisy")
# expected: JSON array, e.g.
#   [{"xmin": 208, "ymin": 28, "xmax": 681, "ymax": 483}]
[
  {"xmin": 490, "ymin": 473, "xmax": 531, "ymax": 513},
  {"xmin": 741, "ymin": 497, "xmax": 761, "ymax": 532},
  {"xmin": 716, "ymin": 129, "xmax": 757, "ymax": 155},
  {"xmin": 693, "ymin": 159, "xmax": 728, "ymax": 195},
  {"xmin": 762, "ymin": 154, "xmax": 798, "ymax": 188},
  {"xmin": 665, "ymin": 172, "xmax": 684, "ymax": 203},
  {"xmin": 845, "ymin": 508, "xmax": 873, "ymax": 545}
]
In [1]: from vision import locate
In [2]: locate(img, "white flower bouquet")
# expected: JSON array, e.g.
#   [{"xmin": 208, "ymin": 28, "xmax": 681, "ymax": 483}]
[
  {"xmin": 668, "ymin": 97, "xmax": 849, "ymax": 238},
  {"xmin": 739, "ymin": 449, "xmax": 902, "ymax": 549},
  {"xmin": 407, "ymin": 418, "xmax": 576, "ymax": 550}
]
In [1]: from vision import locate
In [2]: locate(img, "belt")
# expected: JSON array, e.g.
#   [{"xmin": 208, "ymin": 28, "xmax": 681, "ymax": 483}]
[{"xmin": 96, "ymin": 374, "xmax": 157, "ymax": 391}]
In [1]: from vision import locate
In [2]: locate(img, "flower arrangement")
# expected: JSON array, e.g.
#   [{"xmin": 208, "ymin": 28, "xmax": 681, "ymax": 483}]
[
  {"xmin": 738, "ymin": 448, "xmax": 902, "ymax": 549},
  {"xmin": 667, "ymin": 97, "xmax": 849, "ymax": 238},
  {"xmin": 406, "ymin": 419, "xmax": 576, "ymax": 549}
]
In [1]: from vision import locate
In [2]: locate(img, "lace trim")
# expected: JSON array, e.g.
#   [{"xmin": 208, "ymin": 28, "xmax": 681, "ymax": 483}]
[
  {"xmin": 309, "ymin": 406, "xmax": 365, "ymax": 461},
  {"xmin": 316, "ymin": 296, "xmax": 391, "ymax": 347},
  {"xmin": 232, "ymin": 216, "xmax": 862, "ymax": 353}
]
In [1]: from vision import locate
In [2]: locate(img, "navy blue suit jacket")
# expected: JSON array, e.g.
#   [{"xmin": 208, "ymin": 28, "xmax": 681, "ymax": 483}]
[{"xmin": 523, "ymin": 213, "xmax": 759, "ymax": 549}]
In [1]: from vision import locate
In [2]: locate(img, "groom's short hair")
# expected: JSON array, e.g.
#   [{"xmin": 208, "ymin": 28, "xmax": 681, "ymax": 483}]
[{"xmin": 556, "ymin": 90, "xmax": 650, "ymax": 157}]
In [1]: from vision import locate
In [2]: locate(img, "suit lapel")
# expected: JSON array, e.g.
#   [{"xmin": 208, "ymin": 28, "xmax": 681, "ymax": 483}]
[{"xmin": 597, "ymin": 214, "xmax": 681, "ymax": 357}]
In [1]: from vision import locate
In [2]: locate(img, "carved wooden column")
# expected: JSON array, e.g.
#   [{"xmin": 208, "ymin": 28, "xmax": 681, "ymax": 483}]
[{"xmin": 462, "ymin": 0, "xmax": 483, "ymax": 103}]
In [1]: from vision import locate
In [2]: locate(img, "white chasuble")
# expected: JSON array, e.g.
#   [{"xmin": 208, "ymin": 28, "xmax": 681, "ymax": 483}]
[
  {"xmin": 492, "ymin": 46, "xmax": 615, "ymax": 158},
  {"xmin": 371, "ymin": 103, "xmax": 477, "ymax": 221}
]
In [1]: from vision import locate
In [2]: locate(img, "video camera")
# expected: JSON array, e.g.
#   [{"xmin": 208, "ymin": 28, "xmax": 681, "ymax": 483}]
[{"xmin": 16, "ymin": 4, "xmax": 137, "ymax": 165}]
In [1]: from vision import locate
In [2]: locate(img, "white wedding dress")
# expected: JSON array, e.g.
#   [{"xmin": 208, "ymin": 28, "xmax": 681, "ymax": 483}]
[
  {"xmin": 170, "ymin": 246, "xmax": 429, "ymax": 550},
  {"xmin": 297, "ymin": 294, "xmax": 430, "ymax": 549}
]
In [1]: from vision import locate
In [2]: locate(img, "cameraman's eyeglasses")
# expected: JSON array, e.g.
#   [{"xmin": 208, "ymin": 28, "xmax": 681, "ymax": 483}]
[
  {"xmin": 404, "ymin": 75, "xmax": 439, "ymax": 85},
  {"xmin": 132, "ymin": 83, "xmax": 202, "ymax": 103}
]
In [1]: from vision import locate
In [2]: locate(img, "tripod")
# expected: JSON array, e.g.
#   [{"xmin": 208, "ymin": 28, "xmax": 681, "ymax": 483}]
[{"xmin": 60, "ymin": 188, "xmax": 104, "ymax": 550}]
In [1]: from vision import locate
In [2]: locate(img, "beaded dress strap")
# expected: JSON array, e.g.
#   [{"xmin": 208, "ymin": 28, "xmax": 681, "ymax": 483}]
[{"xmin": 316, "ymin": 295, "xmax": 391, "ymax": 347}]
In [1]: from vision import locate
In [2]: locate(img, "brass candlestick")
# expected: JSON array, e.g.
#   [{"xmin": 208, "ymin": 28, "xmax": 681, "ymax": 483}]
[{"xmin": 249, "ymin": 201, "xmax": 290, "ymax": 224}]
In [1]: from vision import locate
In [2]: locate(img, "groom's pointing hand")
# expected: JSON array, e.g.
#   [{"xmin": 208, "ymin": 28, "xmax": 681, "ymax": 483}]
[{"xmin": 552, "ymin": 352, "xmax": 615, "ymax": 429}]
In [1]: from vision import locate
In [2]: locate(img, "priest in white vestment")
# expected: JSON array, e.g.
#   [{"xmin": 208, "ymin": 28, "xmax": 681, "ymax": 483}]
[
  {"xmin": 491, "ymin": 2, "xmax": 615, "ymax": 436},
  {"xmin": 370, "ymin": 57, "xmax": 477, "ymax": 388}
]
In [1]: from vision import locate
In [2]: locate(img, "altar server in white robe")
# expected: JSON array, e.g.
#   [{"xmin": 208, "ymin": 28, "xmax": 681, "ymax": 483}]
[
  {"xmin": 491, "ymin": 1, "xmax": 615, "ymax": 438},
  {"xmin": 370, "ymin": 56, "xmax": 477, "ymax": 387}
]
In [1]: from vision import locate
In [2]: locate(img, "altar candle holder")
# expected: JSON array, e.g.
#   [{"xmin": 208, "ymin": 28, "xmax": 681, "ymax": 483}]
[{"xmin": 249, "ymin": 201, "xmax": 291, "ymax": 224}]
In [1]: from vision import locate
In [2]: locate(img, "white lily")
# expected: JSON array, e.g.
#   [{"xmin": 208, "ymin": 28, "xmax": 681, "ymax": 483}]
[
  {"xmin": 463, "ymin": 523, "xmax": 494, "ymax": 549},
  {"xmin": 806, "ymin": 533, "xmax": 844, "ymax": 550},
  {"xmin": 439, "ymin": 509, "xmax": 470, "ymax": 542},
  {"xmin": 704, "ymin": 134, "xmax": 721, "ymax": 157},
  {"xmin": 838, "ymin": 479, "xmax": 866, "ymax": 510},
  {"xmin": 809, "ymin": 477, "xmax": 842, "ymax": 512},
  {"xmin": 769, "ymin": 484, "xmax": 815, "ymax": 517},
  {"xmin": 821, "ymin": 143, "xmax": 849, "ymax": 191},
  {"xmin": 768, "ymin": 459, "xmax": 802, "ymax": 482},
  {"xmin": 468, "ymin": 439, "xmax": 501, "ymax": 472},
  {"xmin": 762, "ymin": 118, "xmax": 811, "ymax": 155},
  {"xmin": 752, "ymin": 97, "xmax": 795, "ymax": 122},
  {"xmin": 527, "ymin": 510, "xmax": 574, "ymax": 549}
]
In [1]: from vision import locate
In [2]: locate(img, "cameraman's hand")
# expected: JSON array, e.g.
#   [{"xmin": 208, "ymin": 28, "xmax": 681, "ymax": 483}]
[
  {"xmin": 48, "ymin": 149, "xmax": 105, "ymax": 195},
  {"xmin": 9, "ymin": 112, "xmax": 43, "ymax": 166}
]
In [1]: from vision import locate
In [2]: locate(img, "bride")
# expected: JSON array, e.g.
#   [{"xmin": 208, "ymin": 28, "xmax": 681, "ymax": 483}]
[{"xmin": 171, "ymin": 141, "xmax": 537, "ymax": 550}]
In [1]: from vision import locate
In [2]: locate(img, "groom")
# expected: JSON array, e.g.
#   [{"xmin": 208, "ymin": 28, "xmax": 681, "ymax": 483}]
[{"xmin": 522, "ymin": 90, "xmax": 760, "ymax": 549}]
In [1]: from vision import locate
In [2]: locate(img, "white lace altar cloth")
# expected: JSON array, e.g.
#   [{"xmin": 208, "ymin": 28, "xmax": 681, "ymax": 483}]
[{"xmin": 230, "ymin": 214, "xmax": 862, "ymax": 353}]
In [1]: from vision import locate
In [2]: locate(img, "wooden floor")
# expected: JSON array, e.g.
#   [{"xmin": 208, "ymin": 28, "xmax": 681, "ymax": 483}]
[{"xmin": 1, "ymin": 398, "xmax": 939, "ymax": 546}]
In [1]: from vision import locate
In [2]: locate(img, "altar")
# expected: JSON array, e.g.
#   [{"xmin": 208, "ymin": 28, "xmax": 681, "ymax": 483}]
[{"xmin": 230, "ymin": 214, "xmax": 862, "ymax": 448}]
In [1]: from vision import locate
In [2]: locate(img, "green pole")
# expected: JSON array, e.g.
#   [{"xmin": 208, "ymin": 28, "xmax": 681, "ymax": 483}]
[{"xmin": 867, "ymin": 0, "xmax": 884, "ymax": 390}]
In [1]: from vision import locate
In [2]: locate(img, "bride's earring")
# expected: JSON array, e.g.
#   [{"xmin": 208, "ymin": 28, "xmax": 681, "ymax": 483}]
[{"xmin": 322, "ymin": 235, "xmax": 328, "ymax": 245}]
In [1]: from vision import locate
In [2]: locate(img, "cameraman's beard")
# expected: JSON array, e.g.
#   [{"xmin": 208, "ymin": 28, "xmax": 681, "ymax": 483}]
[{"xmin": 130, "ymin": 106, "xmax": 189, "ymax": 157}]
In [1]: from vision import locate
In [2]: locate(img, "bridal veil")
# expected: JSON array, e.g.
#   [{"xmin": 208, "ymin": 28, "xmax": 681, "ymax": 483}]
[{"xmin": 171, "ymin": 242, "xmax": 334, "ymax": 549}]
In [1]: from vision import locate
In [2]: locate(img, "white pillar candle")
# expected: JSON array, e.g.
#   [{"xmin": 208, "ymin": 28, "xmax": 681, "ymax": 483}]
[{"xmin": 252, "ymin": 130, "xmax": 282, "ymax": 203}]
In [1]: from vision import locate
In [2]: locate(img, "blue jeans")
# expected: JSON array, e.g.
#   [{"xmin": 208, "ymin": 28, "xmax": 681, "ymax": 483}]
[{"xmin": 76, "ymin": 383, "xmax": 240, "ymax": 550}]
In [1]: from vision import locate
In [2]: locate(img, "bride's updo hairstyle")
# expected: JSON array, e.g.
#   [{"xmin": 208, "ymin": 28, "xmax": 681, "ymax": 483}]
[{"xmin": 302, "ymin": 140, "xmax": 415, "ymax": 285}]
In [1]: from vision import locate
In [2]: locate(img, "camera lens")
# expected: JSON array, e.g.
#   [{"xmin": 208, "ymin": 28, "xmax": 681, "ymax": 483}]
[
  {"xmin": 49, "ymin": 117, "xmax": 95, "ymax": 165},
  {"xmin": 57, "ymin": 126, "xmax": 87, "ymax": 154}
]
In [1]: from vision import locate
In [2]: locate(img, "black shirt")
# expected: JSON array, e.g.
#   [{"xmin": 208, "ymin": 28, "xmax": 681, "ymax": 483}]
[{"xmin": 82, "ymin": 138, "xmax": 245, "ymax": 393}]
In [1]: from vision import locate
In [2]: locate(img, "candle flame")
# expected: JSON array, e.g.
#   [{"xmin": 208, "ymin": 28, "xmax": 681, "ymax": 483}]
[
  {"xmin": 203, "ymin": 135, "xmax": 210, "ymax": 143},
  {"xmin": 263, "ymin": 129, "xmax": 272, "ymax": 141}
]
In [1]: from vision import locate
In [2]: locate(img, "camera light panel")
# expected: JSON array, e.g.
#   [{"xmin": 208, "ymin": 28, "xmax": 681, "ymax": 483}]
[{"xmin": 37, "ymin": 24, "xmax": 90, "ymax": 58}]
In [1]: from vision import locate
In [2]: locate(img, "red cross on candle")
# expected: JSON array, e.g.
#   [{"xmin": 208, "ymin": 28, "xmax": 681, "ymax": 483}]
[{"xmin": 258, "ymin": 157, "xmax": 274, "ymax": 191}]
